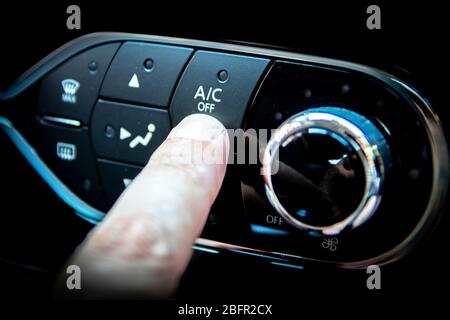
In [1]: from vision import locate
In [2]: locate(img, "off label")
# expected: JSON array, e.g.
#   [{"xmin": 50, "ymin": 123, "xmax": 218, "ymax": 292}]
[{"xmin": 194, "ymin": 85, "xmax": 222, "ymax": 113}]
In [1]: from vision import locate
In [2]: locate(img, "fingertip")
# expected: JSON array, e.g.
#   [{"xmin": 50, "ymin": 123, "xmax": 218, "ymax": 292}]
[
  {"xmin": 170, "ymin": 114, "xmax": 228, "ymax": 143},
  {"xmin": 148, "ymin": 114, "xmax": 230, "ymax": 177}
]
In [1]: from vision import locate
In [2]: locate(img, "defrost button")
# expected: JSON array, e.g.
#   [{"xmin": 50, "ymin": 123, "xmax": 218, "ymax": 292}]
[
  {"xmin": 38, "ymin": 43, "xmax": 120, "ymax": 124},
  {"xmin": 36, "ymin": 121, "xmax": 106, "ymax": 210}
]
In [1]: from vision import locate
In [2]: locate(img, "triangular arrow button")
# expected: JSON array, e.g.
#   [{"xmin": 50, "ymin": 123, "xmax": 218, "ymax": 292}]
[
  {"xmin": 123, "ymin": 178, "xmax": 132, "ymax": 188},
  {"xmin": 120, "ymin": 127, "xmax": 132, "ymax": 140},
  {"xmin": 128, "ymin": 73, "xmax": 140, "ymax": 88}
]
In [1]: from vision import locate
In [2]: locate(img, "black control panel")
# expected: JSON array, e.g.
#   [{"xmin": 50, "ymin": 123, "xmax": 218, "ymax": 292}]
[
  {"xmin": 35, "ymin": 40, "xmax": 270, "ymax": 211},
  {"xmin": 0, "ymin": 33, "xmax": 447, "ymax": 269}
]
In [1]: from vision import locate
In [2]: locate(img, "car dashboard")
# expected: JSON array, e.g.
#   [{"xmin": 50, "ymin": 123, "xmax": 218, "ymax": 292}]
[{"xmin": 0, "ymin": 3, "xmax": 448, "ymax": 301}]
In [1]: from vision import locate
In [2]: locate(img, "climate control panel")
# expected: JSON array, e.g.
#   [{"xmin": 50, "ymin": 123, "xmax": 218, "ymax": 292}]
[{"xmin": 0, "ymin": 33, "xmax": 447, "ymax": 269}]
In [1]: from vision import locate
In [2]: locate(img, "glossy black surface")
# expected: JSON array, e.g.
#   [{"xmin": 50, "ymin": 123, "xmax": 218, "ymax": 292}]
[{"xmin": 273, "ymin": 132, "xmax": 366, "ymax": 227}]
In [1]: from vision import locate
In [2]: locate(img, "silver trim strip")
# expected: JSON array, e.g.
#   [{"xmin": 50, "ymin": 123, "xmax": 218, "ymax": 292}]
[
  {"xmin": 0, "ymin": 33, "xmax": 447, "ymax": 269},
  {"xmin": 41, "ymin": 116, "xmax": 82, "ymax": 128}
]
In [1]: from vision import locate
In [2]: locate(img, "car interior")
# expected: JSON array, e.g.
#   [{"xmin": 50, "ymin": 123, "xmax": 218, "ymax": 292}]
[{"xmin": 0, "ymin": 2, "xmax": 448, "ymax": 303}]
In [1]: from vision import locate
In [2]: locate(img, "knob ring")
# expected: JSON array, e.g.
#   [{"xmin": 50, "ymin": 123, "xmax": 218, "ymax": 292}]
[{"xmin": 262, "ymin": 109, "xmax": 388, "ymax": 236}]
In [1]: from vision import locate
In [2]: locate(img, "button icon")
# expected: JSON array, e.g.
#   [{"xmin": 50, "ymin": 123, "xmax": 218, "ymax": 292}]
[
  {"xmin": 128, "ymin": 73, "xmax": 140, "ymax": 88},
  {"xmin": 265, "ymin": 214, "xmax": 284, "ymax": 226},
  {"xmin": 194, "ymin": 85, "xmax": 222, "ymax": 113},
  {"xmin": 119, "ymin": 127, "xmax": 132, "ymax": 140},
  {"xmin": 122, "ymin": 178, "xmax": 132, "ymax": 187},
  {"xmin": 119, "ymin": 123, "xmax": 157, "ymax": 149},
  {"xmin": 61, "ymin": 79, "xmax": 80, "ymax": 104},
  {"xmin": 321, "ymin": 237, "xmax": 338, "ymax": 251},
  {"xmin": 56, "ymin": 142, "xmax": 77, "ymax": 161},
  {"xmin": 129, "ymin": 124, "xmax": 156, "ymax": 148}
]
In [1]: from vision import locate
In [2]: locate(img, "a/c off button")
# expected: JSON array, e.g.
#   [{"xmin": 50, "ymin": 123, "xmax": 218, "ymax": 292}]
[{"xmin": 170, "ymin": 51, "xmax": 269, "ymax": 129}]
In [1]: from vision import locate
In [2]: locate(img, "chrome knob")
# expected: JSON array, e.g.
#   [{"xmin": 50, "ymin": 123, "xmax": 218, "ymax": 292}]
[{"xmin": 262, "ymin": 107, "xmax": 391, "ymax": 236}]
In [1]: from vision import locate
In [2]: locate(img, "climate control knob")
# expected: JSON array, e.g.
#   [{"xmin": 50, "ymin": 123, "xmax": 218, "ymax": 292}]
[{"xmin": 262, "ymin": 107, "xmax": 391, "ymax": 236}]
